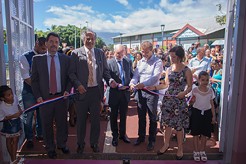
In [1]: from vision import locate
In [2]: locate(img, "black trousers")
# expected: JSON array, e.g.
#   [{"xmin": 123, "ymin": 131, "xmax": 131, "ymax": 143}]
[{"xmin": 109, "ymin": 91, "xmax": 128, "ymax": 138}]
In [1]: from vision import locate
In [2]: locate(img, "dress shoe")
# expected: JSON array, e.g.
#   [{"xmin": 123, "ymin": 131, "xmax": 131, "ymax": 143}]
[
  {"xmin": 77, "ymin": 145, "xmax": 84, "ymax": 154},
  {"xmin": 176, "ymin": 150, "xmax": 183, "ymax": 160},
  {"xmin": 35, "ymin": 136, "xmax": 43, "ymax": 141},
  {"xmin": 157, "ymin": 146, "xmax": 169, "ymax": 155},
  {"xmin": 26, "ymin": 140, "xmax": 34, "ymax": 149},
  {"xmin": 157, "ymin": 150, "xmax": 165, "ymax": 155},
  {"xmin": 147, "ymin": 142, "xmax": 155, "ymax": 151},
  {"xmin": 119, "ymin": 135, "xmax": 131, "ymax": 143},
  {"xmin": 176, "ymin": 155, "xmax": 183, "ymax": 160},
  {"xmin": 134, "ymin": 138, "xmax": 144, "ymax": 146},
  {"xmin": 47, "ymin": 150, "xmax": 57, "ymax": 159},
  {"xmin": 69, "ymin": 120, "xmax": 75, "ymax": 127},
  {"xmin": 58, "ymin": 147, "xmax": 70, "ymax": 154},
  {"xmin": 91, "ymin": 144, "xmax": 100, "ymax": 153},
  {"xmin": 112, "ymin": 137, "xmax": 118, "ymax": 146}
]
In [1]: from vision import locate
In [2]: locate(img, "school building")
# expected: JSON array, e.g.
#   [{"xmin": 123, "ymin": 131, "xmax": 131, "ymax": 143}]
[{"xmin": 112, "ymin": 17, "xmax": 225, "ymax": 51}]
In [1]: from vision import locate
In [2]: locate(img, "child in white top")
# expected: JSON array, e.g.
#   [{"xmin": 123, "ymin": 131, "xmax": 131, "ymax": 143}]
[
  {"xmin": 190, "ymin": 71, "xmax": 216, "ymax": 162},
  {"xmin": 0, "ymin": 85, "xmax": 22, "ymax": 163}
]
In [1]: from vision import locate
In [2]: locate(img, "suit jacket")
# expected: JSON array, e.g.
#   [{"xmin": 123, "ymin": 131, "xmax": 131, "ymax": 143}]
[
  {"xmin": 31, "ymin": 52, "xmax": 71, "ymax": 100},
  {"xmin": 107, "ymin": 58, "xmax": 133, "ymax": 106},
  {"xmin": 69, "ymin": 46, "xmax": 111, "ymax": 100}
]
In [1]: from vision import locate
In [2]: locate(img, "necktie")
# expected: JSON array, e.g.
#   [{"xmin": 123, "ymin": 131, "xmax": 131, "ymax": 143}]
[
  {"xmin": 118, "ymin": 61, "xmax": 125, "ymax": 85},
  {"xmin": 50, "ymin": 55, "xmax": 57, "ymax": 94},
  {"xmin": 87, "ymin": 50, "xmax": 94, "ymax": 86}
]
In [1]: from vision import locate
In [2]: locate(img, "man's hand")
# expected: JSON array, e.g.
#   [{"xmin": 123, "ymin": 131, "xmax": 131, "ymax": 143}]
[
  {"xmin": 63, "ymin": 91, "xmax": 69, "ymax": 99},
  {"xmin": 135, "ymin": 83, "xmax": 145, "ymax": 90},
  {"xmin": 118, "ymin": 84, "xmax": 129, "ymax": 90},
  {"xmin": 37, "ymin": 97, "xmax": 43, "ymax": 103},
  {"xmin": 77, "ymin": 85, "xmax": 86, "ymax": 94},
  {"xmin": 129, "ymin": 84, "xmax": 135, "ymax": 92},
  {"xmin": 110, "ymin": 80, "xmax": 118, "ymax": 88}
]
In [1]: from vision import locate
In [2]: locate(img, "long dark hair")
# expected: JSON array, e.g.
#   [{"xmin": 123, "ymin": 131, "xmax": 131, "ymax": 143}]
[{"xmin": 0, "ymin": 85, "xmax": 11, "ymax": 101}]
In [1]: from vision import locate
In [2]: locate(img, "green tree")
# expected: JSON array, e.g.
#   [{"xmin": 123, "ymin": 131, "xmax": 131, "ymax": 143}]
[
  {"xmin": 95, "ymin": 37, "xmax": 106, "ymax": 49},
  {"xmin": 107, "ymin": 44, "xmax": 114, "ymax": 51},
  {"xmin": 35, "ymin": 29, "xmax": 48, "ymax": 38},
  {"xmin": 215, "ymin": 4, "xmax": 226, "ymax": 25},
  {"xmin": 34, "ymin": 25, "xmax": 107, "ymax": 49}
]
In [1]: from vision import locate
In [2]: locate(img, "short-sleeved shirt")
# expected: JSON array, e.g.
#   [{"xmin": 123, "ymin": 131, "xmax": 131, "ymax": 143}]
[
  {"xmin": 188, "ymin": 57, "xmax": 211, "ymax": 77},
  {"xmin": 0, "ymin": 95, "xmax": 19, "ymax": 121}
]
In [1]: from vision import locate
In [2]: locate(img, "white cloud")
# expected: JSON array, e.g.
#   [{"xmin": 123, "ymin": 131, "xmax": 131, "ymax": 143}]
[
  {"xmin": 116, "ymin": 0, "xmax": 132, "ymax": 9},
  {"xmin": 116, "ymin": 0, "xmax": 128, "ymax": 6},
  {"xmin": 43, "ymin": 0, "xmax": 227, "ymax": 33}
]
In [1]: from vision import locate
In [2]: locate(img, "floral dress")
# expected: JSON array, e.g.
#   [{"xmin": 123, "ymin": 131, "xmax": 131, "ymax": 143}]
[{"xmin": 161, "ymin": 66, "xmax": 190, "ymax": 131}]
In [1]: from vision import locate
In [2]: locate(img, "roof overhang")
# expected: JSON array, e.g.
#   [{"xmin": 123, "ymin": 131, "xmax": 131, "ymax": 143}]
[{"xmin": 172, "ymin": 24, "xmax": 205, "ymax": 39}]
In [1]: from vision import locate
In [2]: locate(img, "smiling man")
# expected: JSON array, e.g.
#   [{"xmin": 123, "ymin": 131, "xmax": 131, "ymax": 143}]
[
  {"xmin": 107, "ymin": 44, "xmax": 133, "ymax": 147},
  {"xmin": 69, "ymin": 29, "xmax": 117, "ymax": 154},
  {"xmin": 129, "ymin": 41, "xmax": 163, "ymax": 151}
]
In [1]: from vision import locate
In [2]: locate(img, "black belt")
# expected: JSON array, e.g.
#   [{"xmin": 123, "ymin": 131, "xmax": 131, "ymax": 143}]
[
  {"xmin": 87, "ymin": 86, "xmax": 98, "ymax": 89},
  {"xmin": 49, "ymin": 92, "xmax": 62, "ymax": 95}
]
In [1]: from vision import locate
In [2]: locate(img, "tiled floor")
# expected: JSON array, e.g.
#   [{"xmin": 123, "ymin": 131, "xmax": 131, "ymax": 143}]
[{"xmin": 17, "ymin": 98, "xmax": 222, "ymax": 162}]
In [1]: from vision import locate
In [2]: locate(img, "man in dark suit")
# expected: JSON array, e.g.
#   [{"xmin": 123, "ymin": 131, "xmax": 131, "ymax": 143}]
[
  {"xmin": 31, "ymin": 32, "xmax": 71, "ymax": 158},
  {"xmin": 107, "ymin": 44, "xmax": 133, "ymax": 146},
  {"xmin": 69, "ymin": 29, "xmax": 117, "ymax": 154}
]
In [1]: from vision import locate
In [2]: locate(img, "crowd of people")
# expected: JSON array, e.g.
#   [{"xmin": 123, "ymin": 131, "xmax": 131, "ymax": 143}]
[{"xmin": 0, "ymin": 29, "xmax": 223, "ymax": 163}]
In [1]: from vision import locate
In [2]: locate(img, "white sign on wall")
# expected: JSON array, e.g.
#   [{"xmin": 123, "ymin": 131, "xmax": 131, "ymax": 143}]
[
  {"xmin": 131, "ymin": 43, "xmax": 140, "ymax": 49},
  {"xmin": 177, "ymin": 29, "xmax": 199, "ymax": 38}
]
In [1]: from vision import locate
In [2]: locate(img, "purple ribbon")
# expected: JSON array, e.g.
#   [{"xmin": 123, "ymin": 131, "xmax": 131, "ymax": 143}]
[{"xmin": 141, "ymin": 87, "xmax": 176, "ymax": 97}]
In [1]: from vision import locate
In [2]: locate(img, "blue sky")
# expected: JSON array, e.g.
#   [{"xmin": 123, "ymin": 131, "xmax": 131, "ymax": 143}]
[{"xmin": 34, "ymin": 0, "xmax": 227, "ymax": 33}]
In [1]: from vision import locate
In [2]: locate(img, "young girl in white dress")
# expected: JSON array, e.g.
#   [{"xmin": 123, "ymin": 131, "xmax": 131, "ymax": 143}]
[{"xmin": 0, "ymin": 85, "xmax": 22, "ymax": 163}]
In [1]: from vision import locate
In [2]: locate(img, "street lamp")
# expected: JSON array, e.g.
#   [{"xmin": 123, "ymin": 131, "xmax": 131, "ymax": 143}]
[
  {"xmin": 74, "ymin": 26, "xmax": 77, "ymax": 49},
  {"xmin": 120, "ymin": 33, "xmax": 123, "ymax": 44},
  {"xmin": 161, "ymin": 24, "xmax": 165, "ymax": 49},
  {"xmin": 86, "ymin": 21, "xmax": 89, "ymax": 29}
]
